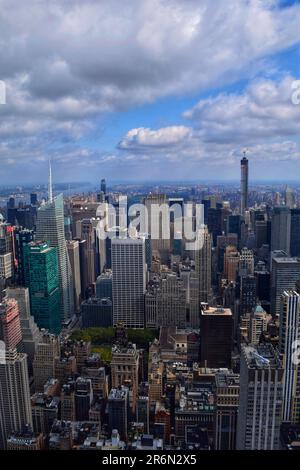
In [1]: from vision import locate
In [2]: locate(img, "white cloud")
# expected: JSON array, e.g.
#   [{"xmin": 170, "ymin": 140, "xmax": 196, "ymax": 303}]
[{"xmin": 119, "ymin": 126, "xmax": 192, "ymax": 149}]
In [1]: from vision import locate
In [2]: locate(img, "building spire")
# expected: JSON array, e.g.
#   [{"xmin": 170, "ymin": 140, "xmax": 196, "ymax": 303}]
[{"xmin": 48, "ymin": 159, "xmax": 53, "ymax": 202}]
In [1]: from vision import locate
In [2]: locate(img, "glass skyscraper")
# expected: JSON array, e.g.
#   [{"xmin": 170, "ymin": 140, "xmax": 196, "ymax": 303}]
[
  {"xmin": 35, "ymin": 193, "xmax": 74, "ymax": 324},
  {"xmin": 23, "ymin": 241, "xmax": 61, "ymax": 334}
]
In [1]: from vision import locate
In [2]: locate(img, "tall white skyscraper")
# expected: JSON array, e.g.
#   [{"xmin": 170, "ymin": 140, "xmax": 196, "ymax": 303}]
[
  {"xmin": 36, "ymin": 191, "xmax": 74, "ymax": 323},
  {"xmin": 112, "ymin": 236, "xmax": 146, "ymax": 328},
  {"xmin": 280, "ymin": 290, "xmax": 300, "ymax": 423},
  {"xmin": 0, "ymin": 349, "xmax": 32, "ymax": 449}
]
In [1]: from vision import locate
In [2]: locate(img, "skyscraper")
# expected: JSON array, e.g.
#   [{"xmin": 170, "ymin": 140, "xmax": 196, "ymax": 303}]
[
  {"xmin": 290, "ymin": 208, "xmax": 300, "ymax": 257},
  {"xmin": 280, "ymin": 291, "xmax": 300, "ymax": 423},
  {"xmin": 23, "ymin": 241, "xmax": 61, "ymax": 334},
  {"xmin": 144, "ymin": 194, "xmax": 170, "ymax": 263},
  {"xmin": 194, "ymin": 226, "xmax": 212, "ymax": 303},
  {"xmin": 112, "ymin": 236, "xmax": 146, "ymax": 328},
  {"xmin": 66, "ymin": 240, "xmax": 81, "ymax": 313},
  {"xmin": 271, "ymin": 256, "xmax": 300, "ymax": 317},
  {"xmin": 35, "ymin": 189, "xmax": 74, "ymax": 324},
  {"xmin": 240, "ymin": 155, "xmax": 248, "ymax": 215},
  {"xmin": 0, "ymin": 297, "xmax": 22, "ymax": 351},
  {"xmin": 0, "ymin": 349, "xmax": 32, "ymax": 449},
  {"xmin": 5, "ymin": 287, "xmax": 41, "ymax": 373},
  {"xmin": 236, "ymin": 344, "xmax": 283, "ymax": 450},
  {"xmin": 200, "ymin": 305, "xmax": 233, "ymax": 368},
  {"xmin": 271, "ymin": 206, "xmax": 291, "ymax": 255}
]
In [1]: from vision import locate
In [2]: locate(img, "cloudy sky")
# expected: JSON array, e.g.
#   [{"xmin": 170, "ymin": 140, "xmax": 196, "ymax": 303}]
[{"xmin": 1, "ymin": 0, "xmax": 300, "ymax": 184}]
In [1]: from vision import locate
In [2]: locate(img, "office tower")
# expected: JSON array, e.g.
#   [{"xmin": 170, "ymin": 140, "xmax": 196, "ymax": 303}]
[
  {"xmin": 0, "ymin": 297, "xmax": 22, "ymax": 350},
  {"xmin": 66, "ymin": 240, "xmax": 81, "ymax": 312},
  {"xmin": 254, "ymin": 265, "xmax": 270, "ymax": 305},
  {"xmin": 101, "ymin": 178, "xmax": 107, "ymax": 195},
  {"xmin": 73, "ymin": 238, "xmax": 89, "ymax": 299},
  {"xmin": 240, "ymin": 155, "xmax": 248, "ymax": 215},
  {"xmin": 31, "ymin": 391, "xmax": 60, "ymax": 435},
  {"xmin": 0, "ymin": 222, "xmax": 13, "ymax": 281},
  {"xmin": 111, "ymin": 342, "xmax": 139, "ymax": 412},
  {"xmin": 200, "ymin": 305, "xmax": 233, "ymax": 368},
  {"xmin": 33, "ymin": 332, "xmax": 60, "ymax": 391},
  {"xmin": 285, "ymin": 186, "xmax": 295, "ymax": 209},
  {"xmin": 144, "ymin": 194, "xmax": 170, "ymax": 263},
  {"xmin": 227, "ymin": 214, "xmax": 241, "ymax": 240},
  {"xmin": 35, "ymin": 174, "xmax": 74, "ymax": 323},
  {"xmin": 255, "ymin": 220, "xmax": 270, "ymax": 250},
  {"xmin": 239, "ymin": 247, "xmax": 254, "ymax": 275},
  {"xmin": 96, "ymin": 271, "xmax": 112, "ymax": 300},
  {"xmin": 194, "ymin": 226, "xmax": 212, "ymax": 304},
  {"xmin": 108, "ymin": 387, "xmax": 129, "ymax": 441},
  {"xmin": 271, "ymin": 206, "xmax": 291, "ymax": 255},
  {"xmin": 112, "ymin": 237, "xmax": 146, "ymax": 328},
  {"xmin": 240, "ymin": 304, "xmax": 271, "ymax": 344},
  {"xmin": 280, "ymin": 291, "xmax": 300, "ymax": 423},
  {"xmin": 81, "ymin": 297, "xmax": 113, "ymax": 328},
  {"xmin": 73, "ymin": 340, "xmax": 91, "ymax": 373},
  {"xmin": 207, "ymin": 207, "xmax": 222, "ymax": 246},
  {"xmin": 145, "ymin": 273, "xmax": 187, "ymax": 328},
  {"xmin": 75, "ymin": 377, "xmax": 93, "ymax": 421},
  {"xmin": 271, "ymin": 256, "xmax": 300, "ymax": 317},
  {"xmin": 201, "ymin": 198, "xmax": 211, "ymax": 224},
  {"xmin": 224, "ymin": 246, "xmax": 240, "ymax": 282},
  {"xmin": 137, "ymin": 396, "xmax": 150, "ymax": 434},
  {"xmin": 240, "ymin": 275, "xmax": 256, "ymax": 316},
  {"xmin": 216, "ymin": 233, "xmax": 238, "ymax": 272},
  {"xmin": 13, "ymin": 228, "xmax": 34, "ymax": 285},
  {"xmin": 290, "ymin": 208, "xmax": 300, "ymax": 257},
  {"xmin": 0, "ymin": 349, "xmax": 32, "ymax": 449},
  {"xmin": 60, "ymin": 382, "xmax": 76, "ymax": 421},
  {"xmin": 54, "ymin": 354, "xmax": 77, "ymax": 385},
  {"xmin": 64, "ymin": 216, "xmax": 72, "ymax": 241},
  {"xmin": 237, "ymin": 344, "xmax": 283, "ymax": 450},
  {"xmin": 23, "ymin": 241, "xmax": 61, "ymax": 334},
  {"xmin": 76, "ymin": 218, "xmax": 97, "ymax": 285},
  {"xmin": 215, "ymin": 370, "xmax": 239, "ymax": 450},
  {"xmin": 5, "ymin": 287, "xmax": 41, "ymax": 373},
  {"xmin": 30, "ymin": 193, "xmax": 38, "ymax": 206}
]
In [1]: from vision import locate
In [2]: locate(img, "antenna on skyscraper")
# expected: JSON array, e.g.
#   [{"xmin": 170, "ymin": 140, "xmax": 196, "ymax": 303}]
[
  {"xmin": 48, "ymin": 159, "xmax": 53, "ymax": 202},
  {"xmin": 243, "ymin": 148, "xmax": 249, "ymax": 159}
]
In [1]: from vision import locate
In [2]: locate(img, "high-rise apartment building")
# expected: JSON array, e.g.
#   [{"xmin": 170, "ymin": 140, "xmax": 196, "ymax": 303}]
[
  {"xmin": 23, "ymin": 241, "xmax": 61, "ymax": 334},
  {"xmin": 112, "ymin": 236, "xmax": 146, "ymax": 328},
  {"xmin": 236, "ymin": 344, "xmax": 283, "ymax": 450}
]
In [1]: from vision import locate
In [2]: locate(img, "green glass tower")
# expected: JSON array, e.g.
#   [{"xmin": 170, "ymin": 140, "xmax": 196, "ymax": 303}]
[{"xmin": 23, "ymin": 241, "xmax": 61, "ymax": 334}]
